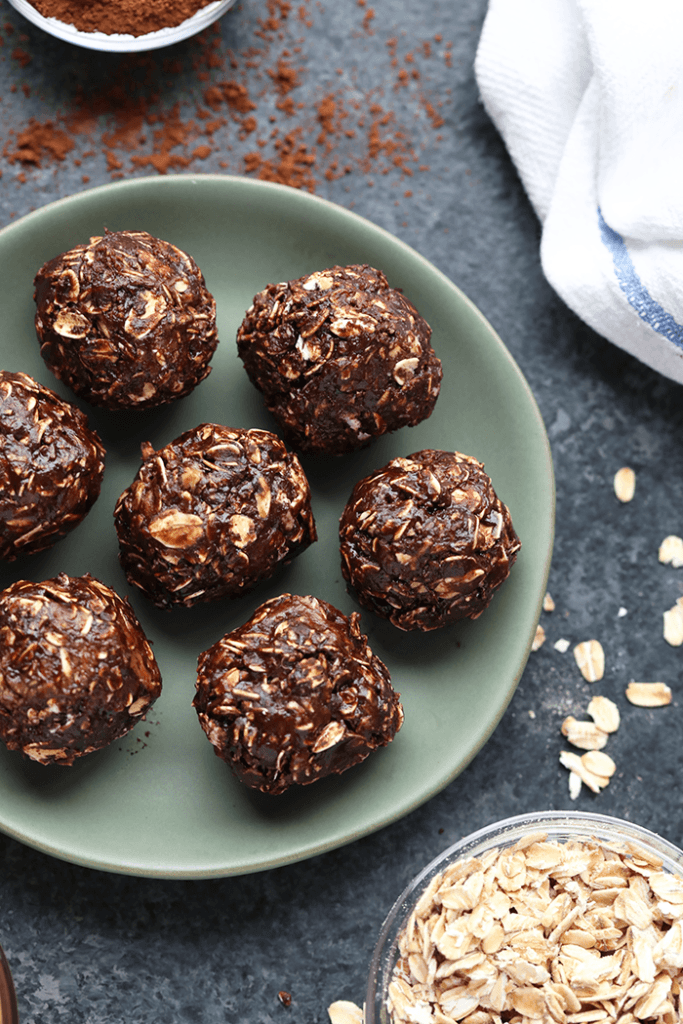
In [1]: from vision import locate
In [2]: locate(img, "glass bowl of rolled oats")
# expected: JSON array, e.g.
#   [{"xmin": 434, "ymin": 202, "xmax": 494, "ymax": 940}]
[{"xmin": 366, "ymin": 810, "xmax": 683, "ymax": 1024}]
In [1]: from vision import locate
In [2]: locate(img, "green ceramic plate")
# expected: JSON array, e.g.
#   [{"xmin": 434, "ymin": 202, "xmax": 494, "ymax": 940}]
[{"xmin": 0, "ymin": 176, "xmax": 554, "ymax": 878}]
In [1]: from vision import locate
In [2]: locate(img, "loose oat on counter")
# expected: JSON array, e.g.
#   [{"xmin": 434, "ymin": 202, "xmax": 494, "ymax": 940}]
[
  {"xmin": 388, "ymin": 833, "xmax": 683, "ymax": 1024},
  {"xmin": 531, "ymin": 624, "xmax": 546, "ymax": 651},
  {"xmin": 560, "ymin": 715, "xmax": 608, "ymax": 750},
  {"xmin": 328, "ymin": 1001, "xmax": 364, "ymax": 1024},
  {"xmin": 626, "ymin": 682, "xmax": 673, "ymax": 708},
  {"xmin": 663, "ymin": 600, "xmax": 683, "ymax": 647},
  {"xmin": 659, "ymin": 536, "xmax": 683, "ymax": 568},
  {"xmin": 574, "ymin": 639, "xmax": 605, "ymax": 682},
  {"xmin": 614, "ymin": 465, "xmax": 636, "ymax": 502},
  {"xmin": 559, "ymin": 695, "xmax": 620, "ymax": 798},
  {"xmin": 559, "ymin": 749, "xmax": 612, "ymax": 793},
  {"xmin": 587, "ymin": 695, "xmax": 621, "ymax": 734}
]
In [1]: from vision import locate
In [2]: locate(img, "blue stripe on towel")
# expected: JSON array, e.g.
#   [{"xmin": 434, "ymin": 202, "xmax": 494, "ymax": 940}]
[{"xmin": 598, "ymin": 206, "xmax": 683, "ymax": 349}]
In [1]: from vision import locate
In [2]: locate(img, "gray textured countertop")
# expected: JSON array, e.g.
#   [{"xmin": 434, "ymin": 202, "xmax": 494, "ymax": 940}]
[{"xmin": 1, "ymin": 1, "xmax": 683, "ymax": 1022}]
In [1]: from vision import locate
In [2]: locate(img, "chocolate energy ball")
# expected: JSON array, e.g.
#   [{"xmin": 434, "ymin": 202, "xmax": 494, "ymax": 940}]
[
  {"xmin": 339, "ymin": 449, "xmax": 521, "ymax": 631},
  {"xmin": 194, "ymin": 593, "xmax": 403, "ymax": 795},
  {"xmin": 0, "ymin": 370, "xmax": 105, "ymax": 561},
  {"xmin": 114, "ymin": 424, "xmax": 317, "ymax": 609},
  {"xmin": 34, "ymin": 229, "xmax": 218, "ymax": 410},
  {"xmin": 0, "ymin": 573, "xmax": 162, "ymax": 766},
  {"xmin": 236, "ymin": 264, "xmax": 442, "ymax": 455}
]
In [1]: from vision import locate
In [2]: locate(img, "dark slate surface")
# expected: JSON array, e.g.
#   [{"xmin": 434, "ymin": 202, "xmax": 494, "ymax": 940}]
[{"xmin": 1, "ymin": 1, "xmax": 682, "ymax": 1021}]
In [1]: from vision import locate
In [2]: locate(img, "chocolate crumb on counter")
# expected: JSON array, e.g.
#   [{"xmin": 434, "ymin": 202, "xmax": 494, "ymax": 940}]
[
  {"xmin": 0, "ymin": 573, "xmax": 162, "ymax": 766},
  {"xmin": 34, "ymin": 229, "xmax": 218, "ymax": 410},
  {"xmin": 339, "ymin": 449, "xmax": 521, "ymax": 631},
  {"xmin": 193, "ymin": 593, "xmax": 403, "ymax": 795},
  {"xmin": 236, "ymin": 264, "xmax": 442, "ymax": 455},
  {"xmin": 114, "ymin": 424, "xmax": 317, "ymax": 609},
  {"xmin": 0, "ymin": 370, "xmax": 105, "ymax": 560}
]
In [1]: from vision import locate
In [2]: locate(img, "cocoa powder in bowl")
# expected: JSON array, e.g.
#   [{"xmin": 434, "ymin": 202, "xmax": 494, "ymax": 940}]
[{"xmin": 29, "ymin": 0, "xmax": 215, "ymax": 37}]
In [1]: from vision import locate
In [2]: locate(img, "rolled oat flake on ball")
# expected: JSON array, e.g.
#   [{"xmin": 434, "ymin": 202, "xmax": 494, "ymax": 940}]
[
  {"xmin": 236, "ymin": 264, "xmax": 442, "ymax": 455},
  {"xmin": 193, "ymin": 593, "xmax": 403, "ymax": 794},
  {"xmin": 339, "ymin": 449, "xmax": 521, "ymax": 630},
  {"xmin": 114, "ymin": 424, "xmax": 317, "ymax": 608},
  {"xmin": 34, "ymin": 229, "xmax": 218, "ymax": 410},
  {"xmin": 0, "ymin": 573, "xmax": 162, "ymax": 766}
]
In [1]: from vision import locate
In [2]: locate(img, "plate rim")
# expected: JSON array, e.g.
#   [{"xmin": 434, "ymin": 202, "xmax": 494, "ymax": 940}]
[{"xmin": 0, "ymin": 174, "xmax": 555, "ymax": 877}]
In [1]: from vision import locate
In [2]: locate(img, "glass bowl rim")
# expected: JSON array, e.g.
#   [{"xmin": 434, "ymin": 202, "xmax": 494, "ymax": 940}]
[{"xmin": 365, "ymin": 809, "xmax": 683, "ymax": 1024}]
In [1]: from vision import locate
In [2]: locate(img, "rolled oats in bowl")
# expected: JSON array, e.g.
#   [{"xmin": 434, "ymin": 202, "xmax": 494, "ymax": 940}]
[{"xmin": 366, "ymin": 811, "xmax": 683, "ymax": 1024}]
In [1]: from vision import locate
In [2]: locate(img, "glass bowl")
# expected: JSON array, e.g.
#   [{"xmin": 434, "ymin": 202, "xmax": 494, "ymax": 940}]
[
  {"xmin": 0, "ymin": 944, "xmax": 18, "ymax": 1024},
  {"xmin": 6, "ymin": 0, "xmax": 236, "ymax": 52},
  {"xmin": 366, "ymin": 810, "xmax": 683, "ymax": 1024}
]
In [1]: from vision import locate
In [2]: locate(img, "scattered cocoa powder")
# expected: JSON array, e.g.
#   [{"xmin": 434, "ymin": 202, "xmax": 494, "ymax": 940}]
[
  {"xmin": 30, "ymin": 0, "xmax": 214, "ymax": 37},
  {"xmin": 1, "ymin": 0, "xmax": 451, "ymax": 198},
  {"xmin": 5, "ymin": 119, "xmax": 74, "ymax": 165},
  {"xmin": 11, "ymin": 47, "xmax": 31, "ymax": 67}
]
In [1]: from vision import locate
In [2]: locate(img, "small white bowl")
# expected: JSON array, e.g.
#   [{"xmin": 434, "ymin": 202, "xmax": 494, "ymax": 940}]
[
  {"xmin": 6, "ymin": 0, "xmax": 237, "ymax": 52},
  {"xmin": 366, "ymin": 810, "xmax": 683, "ymax": 1024}
]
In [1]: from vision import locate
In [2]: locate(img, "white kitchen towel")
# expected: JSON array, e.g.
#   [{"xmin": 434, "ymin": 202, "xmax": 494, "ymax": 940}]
[{"xmin": 475, "ymin": 0, "xmax": 683, "ymax": 385}]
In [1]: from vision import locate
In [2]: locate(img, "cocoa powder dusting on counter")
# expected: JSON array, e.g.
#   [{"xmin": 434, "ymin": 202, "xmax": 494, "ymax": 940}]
[
  {"xmin": 1, "ymin": 1, "xmax": 452, "ymax": 197},
  {"xmin": 30, "ymin": 0, "xmax": 214, "ymax": 37}
]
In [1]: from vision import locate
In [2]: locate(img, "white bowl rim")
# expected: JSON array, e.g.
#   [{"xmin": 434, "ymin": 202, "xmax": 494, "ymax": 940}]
[{"xmin": 6, "ymin": 0, "xmax": 236, "ymax": 52}]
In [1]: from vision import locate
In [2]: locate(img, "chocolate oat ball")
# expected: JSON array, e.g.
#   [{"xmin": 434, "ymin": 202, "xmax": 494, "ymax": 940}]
[
  {"xmin": 0, "ymin": 370, "xmax": 105, "ymax": 561},
  {"xmin": 0, "ymin": 573, "xmax": 162, "ymax": 766},
  {"xmin": 339, "ymin": 449, "xmax": 521, "ymax": 631},
  {"xmin": 236, "ymin": 264, "xmax": 442, "ymax": 455},
  {"xmin": 114, "ymin": 424, "xmax": 317, "ymax": 609},
  {"xmin": 34, "ymin": 229, "xmax": 218, "ymax": 410},
  {"xmin": 194, "ymin": 593, "xmax": 403, "ymax": 794}
]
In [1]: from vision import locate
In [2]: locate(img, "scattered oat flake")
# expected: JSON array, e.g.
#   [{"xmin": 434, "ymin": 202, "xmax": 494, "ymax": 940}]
[
  {"xmin": 587, "ymin": 694, "xmax": 620, "ymax": 733},
  {"xmin": 663, "ymin": 599, "xmax": 683, "ymax": 646},
  {"xmin": 626, "ymin": 681, "xmax": 672, "ymax": 707},
  {"xmin": 618, "ymin": 606, "xmax": 628, "ymax": 617},
  {"xmin": 559, "ymin": 749, "xmax": 608, "ymax": 793},
  {"xmin": 568, "ymin": 770, "xmax": 582, "ymax": 800},
  {"xmin": 553, "ymin": 638, "xmax": 570, "ymax": 653},
  {"xmin": 543, "ymin": 591, "xmax": 555, "ymax": 612},
  {"xmin": 560, "ymin": 715, "xmax": 608, "ymax": 750},
  {"xmin": 659, "ymin": 534, "xmax": 683, "ymax": 567},
  {"xmin": 573, "ymin": 639, "xmax": 605, "ymax": 682},
  {"xmin": 328, "ymin": 1001, "xmax": 363, "ymax": 1024},
  {"xmin": 581, "ymin": 749, "xmax": 616, "ymax": 778},
  {"xmin": 614, "ymin": 465, "xmax": 636, "ymax": 502},
  {"xmin": 531, "ymin": 623, "xmax": 545, "ymax": 651}
]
